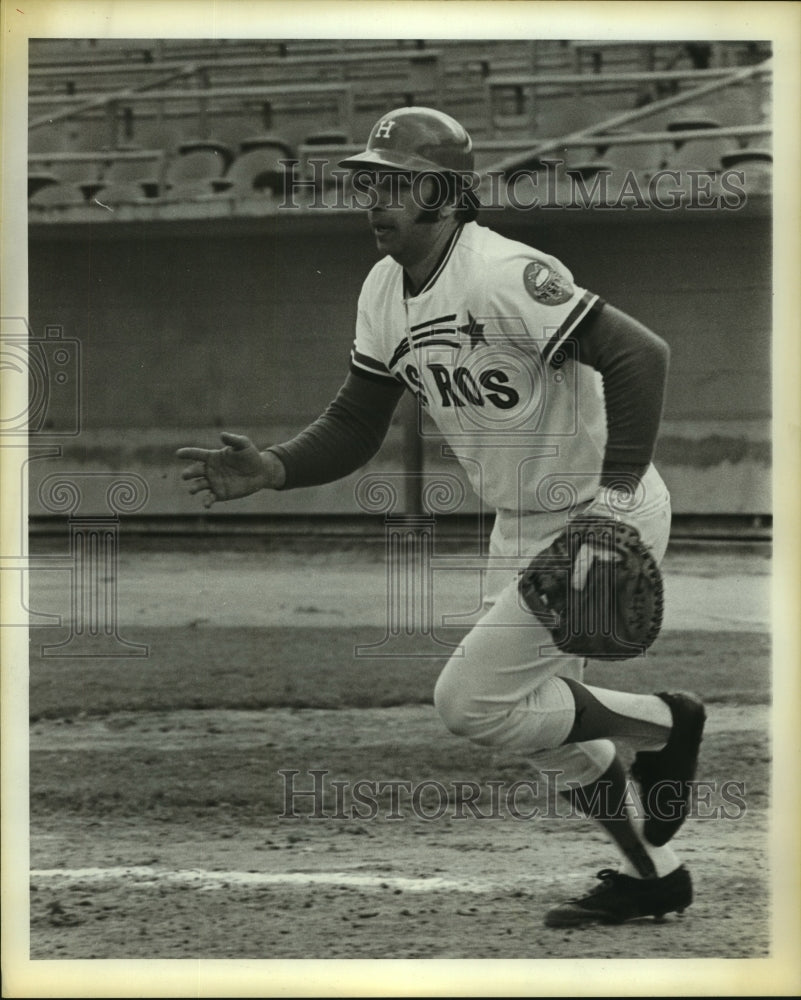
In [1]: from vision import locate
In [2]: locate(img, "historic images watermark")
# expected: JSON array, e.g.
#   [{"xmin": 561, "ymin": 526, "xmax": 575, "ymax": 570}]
[
  {"xmin": 277, "ymin": 768, "xmax": 748, "ymax": 823},
  {"xmin": 279, "ymin": 159, "xmax": 749, "ymax": 213},
  {"xmin": 1, "ymin": 316, "xmax": 148, "ymax": 655}
]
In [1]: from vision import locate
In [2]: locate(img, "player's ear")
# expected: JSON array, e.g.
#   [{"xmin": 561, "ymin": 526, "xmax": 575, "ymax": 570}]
[{"xmin": 414, "ymin": 173, "xmax": 448, "ymax": 216}]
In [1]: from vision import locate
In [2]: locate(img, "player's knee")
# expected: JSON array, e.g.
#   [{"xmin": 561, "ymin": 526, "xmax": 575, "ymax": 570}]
[
  {"xmin": 434, "ymin": 670, "xmax": 578, "ymax": 750},
  {"xmin": 433, "ymin": 662, "xmax": 516, "ymax": 743},
  {"xmin": 433, "ymin": 668, "xmax": 475, "ymax": 737}
]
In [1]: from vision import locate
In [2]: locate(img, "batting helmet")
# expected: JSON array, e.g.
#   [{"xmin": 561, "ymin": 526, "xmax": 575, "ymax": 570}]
[{"xmin": 339, "ymin": 106, "xmax": 475, "ymax": 175}]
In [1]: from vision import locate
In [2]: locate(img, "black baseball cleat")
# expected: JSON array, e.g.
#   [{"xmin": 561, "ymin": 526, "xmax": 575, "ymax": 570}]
[
  {"xmin": 544, "ymin": 866, "xmax": 693, "ymax": 927},
  {"xmin": 630, "ymin": 691, "xmax": 706, "ymax": 846}
]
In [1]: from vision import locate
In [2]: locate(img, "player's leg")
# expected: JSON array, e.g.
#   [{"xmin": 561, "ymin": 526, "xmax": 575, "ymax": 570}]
[
  {"xmin": 432, "ymin": 577, "xmax": 690, "ymax": 760},
  {"xmin": 433, "ymin": 476, "xmax": 704, "ymax": 922},
  {"xmin": 558, "ymin": 678, "xmax": 706, "ymax": 848},
  {"xmin": 530, "ymin": 738, "xmax": 693, "ymax": 926},
  {"xmin": 432, "ymin": 583, "xmax": 700, "ymax": 897},
  {"xmin": 435, "ymin": 469, "xmax": 702, "ymax": 833}
]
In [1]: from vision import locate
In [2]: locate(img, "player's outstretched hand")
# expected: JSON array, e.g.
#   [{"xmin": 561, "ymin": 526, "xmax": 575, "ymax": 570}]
[{"xmin": 176, "ymin": 432, "xmax": 284, "ymax": 508}]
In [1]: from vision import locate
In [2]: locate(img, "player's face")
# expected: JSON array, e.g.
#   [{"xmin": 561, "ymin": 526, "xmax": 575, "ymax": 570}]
[{"xmin": 363, "ymin": 172, "xmax": 447, "ymax": 267}]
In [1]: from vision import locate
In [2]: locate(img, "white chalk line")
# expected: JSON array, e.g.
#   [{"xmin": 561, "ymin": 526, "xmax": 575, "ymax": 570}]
[{"xmin": 30, "ymin": 866, "xmax": 534, "ymax": 894}]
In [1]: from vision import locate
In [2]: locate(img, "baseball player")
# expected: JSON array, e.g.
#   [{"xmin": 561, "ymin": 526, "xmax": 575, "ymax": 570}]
[{"xmin": 177, "ymin": 107, "xmax": 706, "ymax": 928}]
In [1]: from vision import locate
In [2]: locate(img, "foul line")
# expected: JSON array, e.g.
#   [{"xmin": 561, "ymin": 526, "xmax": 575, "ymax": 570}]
[{"xmin": 30, "ymin": 866, "xmax": 540, "ymax": 894}]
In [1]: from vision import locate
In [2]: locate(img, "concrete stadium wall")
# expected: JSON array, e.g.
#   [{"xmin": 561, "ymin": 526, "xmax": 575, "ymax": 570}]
[{"xmin": 27, "ymin": 199, "xmax": 771, "ymax": 519}]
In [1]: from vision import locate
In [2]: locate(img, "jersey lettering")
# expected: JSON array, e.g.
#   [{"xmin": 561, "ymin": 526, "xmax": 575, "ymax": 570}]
[
  {"xmin": 479, "ymin": 369, "xmax": 520, "ymax": 409},
  {"xmin": 428, "ymin": 363, "xmax": 466, "ymax": 408},
  {"xmin": 425, "ymin": 364, "xmax": 521, "ymax": 410},
  {"xmin": 404, "ymin": 364, "xmax": 429, "ymax": 406},
  {"xmin": 453, "ymin": 367, "xmax": 484, "ymax": 406}
]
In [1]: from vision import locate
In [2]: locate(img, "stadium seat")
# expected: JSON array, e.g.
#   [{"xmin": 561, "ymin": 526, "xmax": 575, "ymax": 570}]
[
  {"xmin": 215, "ymin": 135, "xmax": 297, "ymax": 196},
  {"xmin": 665, "ymin": 109, "xmax": 722, "ymax": 146},
  {"xmin": 216, "ymin": 153, "xmax": 285, "ymax": 195},
  {"xmin": 582, "ymin": 128, "xmax": 666, "ymax": 173},
  {"xmin": 28, "ymin": 172, "xmax": 61, "ymax": 199},
  {"xmin": 92, "ymin": 181, "xmax": 153, "ymax": 205},
  {"xmin": 667, "ymin": 136, "xmax": 739, "ymax": 171},
  {"xmin": 720, "ymin": 149, "xmax": 772, "ymax": 195},
  {"xmin": 719, "ymin": 148, "xmax": 772, "ymax": 193},
  {"xmin": 297, "ymin": 140, "xmax": 360, "ymax": 191},
  {"xmin": 165, "ymin": 139, "xmax": 234, "ymax": 182},
  {"xmin": 150, "ymin": 140, "xmax": 234, "ymax": 200},
  {"xmin": 93, "ymin": 146, "xmax": 163, "ymax": 198},
  {"xmin": 28, "ymin": 181, "xmax": 90, "ymax": 208},
  {"xmin": 719, "ymin": 147, "xmax": 772, "ymax": 169}
]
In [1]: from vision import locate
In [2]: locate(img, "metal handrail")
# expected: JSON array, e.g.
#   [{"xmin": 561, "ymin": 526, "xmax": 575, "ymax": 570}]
[
  {"xmin": 30, "ymin": 82, "xmax": 356, "ymax": 106},
  {"xmin": 29, "ymin": 82, "xmax": 356, "ymax": 148},
  {"xmin": 29, "ymin": 48, "xmax": 442, "ymax": 79},
  {"xmin": 482, "ymin": 60, "xmax": 772, "ymax": 176},
  {"xmin": 486, "ymin": 65, "xmax": 772, "ymax": 89},
  {"xmin": 28, "ymin": 149, "xmax": 166, "ymax": 164},
  {"xmin": 474, "ymin": 124, "xmax": 771, "ymax": 153},
  {"xmin": 28, "ymin": 64, "xmax": 201, "ymax": 129}
]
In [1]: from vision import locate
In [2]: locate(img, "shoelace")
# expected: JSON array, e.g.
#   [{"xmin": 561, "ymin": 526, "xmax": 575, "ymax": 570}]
[
  {"xmin": 596, "ymin": 868, "xmax": 621, "ymax": 882},
  {"xmin": 565, "ymin": 868, "xmax": 621, "ymax": 902}
]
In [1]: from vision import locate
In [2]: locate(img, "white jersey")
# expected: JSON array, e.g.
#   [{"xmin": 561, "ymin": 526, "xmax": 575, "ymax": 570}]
[{"xmin": 351, "ymin": 221, "xmax": 608, "ymax": 512}]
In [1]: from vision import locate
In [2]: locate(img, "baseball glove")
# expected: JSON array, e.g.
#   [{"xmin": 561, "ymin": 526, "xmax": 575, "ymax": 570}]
[{"xmin": 518, "ymin": 515, "xmax": 664, "ymax": 660}]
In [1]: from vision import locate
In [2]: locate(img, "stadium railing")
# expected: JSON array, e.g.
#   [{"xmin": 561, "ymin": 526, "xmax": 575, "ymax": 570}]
[
  {"xmin": 30, "ymin": 82, "xmax": 357, "ymax": 151},
  {"xmin": 480, "ymin": 60, "xmax": 771, "ymax": 176},
  {"xmin": 29, "ymin": 48, "xmax": 444, "ymax": 101},
  {"xmin": 485, "ymin": 64, "xmax": 772, "ymax": 138}
]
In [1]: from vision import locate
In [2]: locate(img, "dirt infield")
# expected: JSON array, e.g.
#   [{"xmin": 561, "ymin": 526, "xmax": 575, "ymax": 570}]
[
  {"xmin": 30, "ymin": 700, "xmax": 770, "ymax": 962},
  {"xmin": 13, "ymin": 539, "xmax": 798, "ymax": 994}
]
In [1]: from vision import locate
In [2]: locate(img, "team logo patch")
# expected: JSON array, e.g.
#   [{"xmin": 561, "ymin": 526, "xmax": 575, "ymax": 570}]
[{"xmin": 523, "ymin": 260, "xmax": 573, "ymax": 305}]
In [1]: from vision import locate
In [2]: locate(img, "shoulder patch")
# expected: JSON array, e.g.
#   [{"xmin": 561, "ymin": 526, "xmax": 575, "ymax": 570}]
[{"xmin": 523, "ymin": 260, "xmax": 573, "ymax": 306}]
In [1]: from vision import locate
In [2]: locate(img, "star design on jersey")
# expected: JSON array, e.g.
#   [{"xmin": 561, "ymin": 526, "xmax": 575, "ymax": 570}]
[{"xmin": 459, "ymin": 311, "xmax": 487, "ymax": 349}]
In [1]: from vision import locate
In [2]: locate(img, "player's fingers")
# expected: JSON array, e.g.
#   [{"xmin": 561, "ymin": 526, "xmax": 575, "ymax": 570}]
[
  {"xmin": 572, "ymin": 544, "xmax": 594, "ymax": 591},
  {"xmin": 219, "ymin": 432, "xmax": 253, "ymax": 450},
  {"xmin": 201, "ymin": 491, "xmax": 216, "ymax": 509},
  {"xmin": 186, "ymin": 478, "xmax": 212, "ymax": 495},
  {"xmin": 181, "ymin": 462, "xmax": 209, "ymax": 481},
  {"xmin": 572, "ymin": 544, "xmax": 618, "ymax": 591},
  {"xmin": 176, "ymin": 447, "xmax": 212, "ymax": 461}
]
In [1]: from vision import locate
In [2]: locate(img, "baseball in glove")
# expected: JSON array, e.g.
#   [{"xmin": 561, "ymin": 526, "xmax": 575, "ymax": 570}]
[{"xmin": 518, "ymin": 515, "xmax": 664, "ymax": 660}]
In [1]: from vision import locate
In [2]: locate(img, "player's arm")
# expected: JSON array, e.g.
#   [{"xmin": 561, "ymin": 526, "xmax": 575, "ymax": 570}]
[
  {"xmin": 267, "ymin": 371, "xmax": 405, "ymax": 489},
  {"xmin": 177, "ymin": 372, "xmax": 404, "ymax": 506},
  {"xmin": 573, "ymin": 302, "xmax": 670, "ymax": 489}
]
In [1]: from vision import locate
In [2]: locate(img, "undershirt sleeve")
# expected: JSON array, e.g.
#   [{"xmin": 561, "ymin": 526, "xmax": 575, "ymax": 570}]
[
  {"xmin": 267, "ymin": 371, "xmax": 406, "ymax": 490},
  {"xmin": 573, "ymin": 302, "xmax": 670, "ymax": 487}
]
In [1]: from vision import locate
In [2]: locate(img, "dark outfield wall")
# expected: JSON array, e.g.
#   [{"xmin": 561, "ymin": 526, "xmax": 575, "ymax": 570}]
[{"xmin": 28, "ymin": 199, "xmax": 771, "ymax": 517}]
